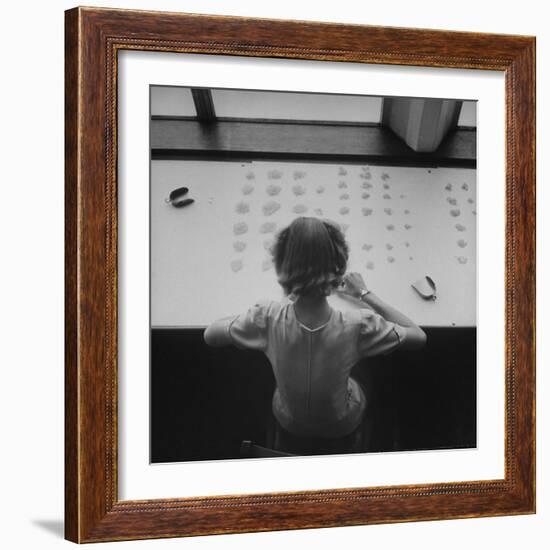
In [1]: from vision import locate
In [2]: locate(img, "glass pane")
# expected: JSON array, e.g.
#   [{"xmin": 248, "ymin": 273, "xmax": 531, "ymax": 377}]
[
  {"xmin": 458, "ymin": 101, "xmax": 477, "ymax": 126},
  {"xmin": 150, "ymin": 86, "xmax": 196, "ymax": 117},
  {"xmin": 211, "ymin": 89, "xmax": 383, "ymax": 123}
]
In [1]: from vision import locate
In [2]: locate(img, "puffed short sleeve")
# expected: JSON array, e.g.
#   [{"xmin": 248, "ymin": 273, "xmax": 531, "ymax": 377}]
[
  {"xmin": 357, "ymin": 309, "xmax": 406, "ymax": 358},
  {"xmin": 228, "ymin": 300, "xmax": 272, "ymax": 351}
]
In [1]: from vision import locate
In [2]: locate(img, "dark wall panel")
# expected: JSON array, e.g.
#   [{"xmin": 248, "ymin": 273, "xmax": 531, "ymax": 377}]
[{"xmin": 151, "ymin": 327, "xmax": 476, "ymax": 462}]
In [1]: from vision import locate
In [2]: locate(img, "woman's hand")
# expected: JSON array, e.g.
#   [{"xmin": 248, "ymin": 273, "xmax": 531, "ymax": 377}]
[{"xmin": 338, "ymin": 272, "xmax": 368, "ymax": 299}]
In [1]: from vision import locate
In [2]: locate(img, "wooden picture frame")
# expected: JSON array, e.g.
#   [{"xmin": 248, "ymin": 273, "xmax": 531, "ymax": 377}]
[{"xmin": 65, "ymin": 6, "xmax": 536, "ymax": 543}]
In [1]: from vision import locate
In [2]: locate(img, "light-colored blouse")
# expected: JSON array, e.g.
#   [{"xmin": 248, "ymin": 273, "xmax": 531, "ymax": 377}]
[{"xmin": 223, "ymin": 297, "xmax": 406, "ymax": 438}]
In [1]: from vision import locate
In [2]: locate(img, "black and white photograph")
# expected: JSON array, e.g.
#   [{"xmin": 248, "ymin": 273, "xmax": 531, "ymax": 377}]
[
  {"xmin": 149, "ymin": 86, "xmax": 477, "ymax": 463},
  {"xmin": 1, "ymin": 0, "xmax": 544, "ymax": 545}
]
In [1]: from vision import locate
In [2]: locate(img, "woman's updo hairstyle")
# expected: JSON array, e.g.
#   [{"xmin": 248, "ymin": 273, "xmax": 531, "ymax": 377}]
[{"xmin": 271, "ymin": 217, "xmax": 349, "ymax": 297}]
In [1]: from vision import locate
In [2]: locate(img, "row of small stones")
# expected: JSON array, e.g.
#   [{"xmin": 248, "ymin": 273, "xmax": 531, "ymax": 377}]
[
  {"xmin": 242, "ymin": 182, "xmax": 395, "ymax": 199},
  {"xmin": 233, "ymin": 220, "xmax": 414, "ymax": 236},
  {"xmin": 245, "ymin": 166, "xmax": 385, "ymax": 181},
  {"xmin": 445, "ymin": 189, "xmax": 474, "ymax": 254},
  {"xmin": 236, "ymin": 199, "xmax": 413, "ymax": 219},
  {"xmin": 240, "ymin": 188, "xmax": 474, "ymax": 218}
]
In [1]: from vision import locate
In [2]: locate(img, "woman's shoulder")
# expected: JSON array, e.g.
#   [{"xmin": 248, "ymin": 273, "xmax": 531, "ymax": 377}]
[
  {"xmin": 339, "ymin": 306, "xmax": 382, "ymax": 331},
  {"xmin": 245, "ymin": 298, "xmax": 284, "ymax": 327},
  {"xmin": 251, "ymin": 298, "xmax": 285, "ymax": 312}
]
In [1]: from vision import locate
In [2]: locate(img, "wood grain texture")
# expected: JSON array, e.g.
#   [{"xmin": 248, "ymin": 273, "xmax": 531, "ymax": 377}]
[
  {"xmin": 64, "ymin": 7, "xmax": 79, "ymax": 543},
  {"xmin": 64, "ymin": 6, "xmax": 536, "ymax": 543}
]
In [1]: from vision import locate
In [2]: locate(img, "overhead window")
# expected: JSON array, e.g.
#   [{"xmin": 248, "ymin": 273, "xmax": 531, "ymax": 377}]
[
  {"xmin": 458, "ymin": 101, "xmax": 477, "ymax": 127},
  {"xmin": 150, "ymin": 86, "xmax": 196, "ymax": 117},
  {"xmin": 210, "ymin": 89, "xmax": 383, "ymax": 123}
]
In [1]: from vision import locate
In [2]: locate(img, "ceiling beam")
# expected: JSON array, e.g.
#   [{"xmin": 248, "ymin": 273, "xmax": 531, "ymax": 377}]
[
  {"xmin": 190, "ymin": 88, "xmax": 216, "ymax": 122},
  {"xmin": 382, "ymin": 98, "xmax": 462, "ymax": 153}
]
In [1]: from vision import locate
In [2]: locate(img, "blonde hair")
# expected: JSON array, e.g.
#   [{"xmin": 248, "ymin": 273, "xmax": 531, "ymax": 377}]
[{"xmin": 271, "ymin": 217, "xmax": 349, "ymax": 297}]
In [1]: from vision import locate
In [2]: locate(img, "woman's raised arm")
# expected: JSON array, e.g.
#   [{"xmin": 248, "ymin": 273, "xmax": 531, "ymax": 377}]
[{"xmin": 338, "ymin": 272, "xmax": 427, "ymax": 350}]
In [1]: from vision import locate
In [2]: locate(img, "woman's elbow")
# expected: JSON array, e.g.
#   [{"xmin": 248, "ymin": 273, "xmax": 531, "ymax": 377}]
[
  {"xmin": 203, "ymin": 325, "xmax": 218, "ymax": 347},
  {"xmin": 412, "ymin": 327, "xmax": 427, "ymax": 349},
  {"xmin": 203, "ymin": 322, "xmax": 229, "ymax": 347},
  {"xmin": 403, "ymin": 326, "xmax": 427, "ymax": 350}
]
